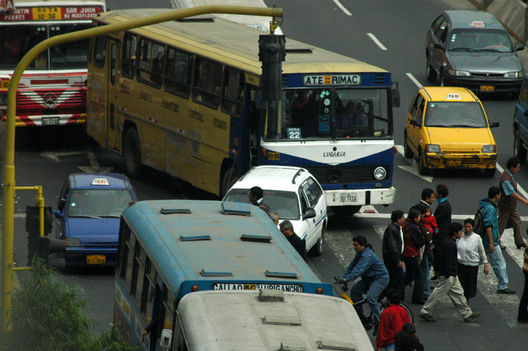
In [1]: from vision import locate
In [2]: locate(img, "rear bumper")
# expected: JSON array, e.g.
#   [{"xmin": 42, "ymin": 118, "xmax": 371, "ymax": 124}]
[
  {"xmin": 65, "ymin": 247, "xmax": 117, "ymax": 267},
  {"xmin": 325, "ymin": 187, "xmax": 396, "ymax": 207},
  {"xmin": 424, "ymin": 152, "xmax": 496, "ymax": 169}
]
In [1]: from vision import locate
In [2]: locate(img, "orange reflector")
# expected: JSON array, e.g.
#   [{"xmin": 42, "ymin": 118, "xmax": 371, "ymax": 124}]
[
  {"xmin": 261, "ymin": 148, "xmax": 267, "ymax": 157},
  {"xmin": 191, "ymin": 285, "xmax": 199, "ymax": 292},
  {"xmin": 316, "ymin": 287, "xmax": 323, "ymax": 294},
  {"xmin": 392, "ymin": 146, "xmax": 398, "ymax": 155}
]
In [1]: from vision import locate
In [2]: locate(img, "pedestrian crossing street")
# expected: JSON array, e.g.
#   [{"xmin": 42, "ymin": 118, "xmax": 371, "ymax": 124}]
[{"xmin": 319, "ymin": 223, "xmax": 525, "ymax": 327}]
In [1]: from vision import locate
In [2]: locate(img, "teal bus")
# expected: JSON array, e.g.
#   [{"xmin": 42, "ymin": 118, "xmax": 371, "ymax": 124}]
[{"xmin": 114, "ymin": 200, "xmax": 332, "ymax": 350}]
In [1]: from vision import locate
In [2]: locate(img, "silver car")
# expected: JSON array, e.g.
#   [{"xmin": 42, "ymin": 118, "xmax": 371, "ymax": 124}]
[{"xmin": 425, "ymin": 10, "xmax": 524, "ymax": 96}]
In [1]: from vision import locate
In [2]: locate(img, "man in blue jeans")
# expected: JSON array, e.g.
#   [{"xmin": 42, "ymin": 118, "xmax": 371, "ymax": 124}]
[
  {"xmin": 342, "ymin": 235, "xmax": 389, "ymax": 326},
  {"xmin": 480, "ymin": 186, "xmax": 516, "ymax": 294}
]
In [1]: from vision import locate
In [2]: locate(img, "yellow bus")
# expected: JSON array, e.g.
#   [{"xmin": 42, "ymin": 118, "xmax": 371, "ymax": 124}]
[{"xmin": 87, "ymin": 9, "xmax": 398, "ymax": 208}]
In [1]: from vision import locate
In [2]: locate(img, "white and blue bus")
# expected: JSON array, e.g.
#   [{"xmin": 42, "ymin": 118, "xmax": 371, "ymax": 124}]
[
  {"xmin": 114, "ymin": 200, "xmax": 333, "ymax": 350},
  {"xmin": 87, "ymin": 9, "xmax": 398, "ymax": 211}
]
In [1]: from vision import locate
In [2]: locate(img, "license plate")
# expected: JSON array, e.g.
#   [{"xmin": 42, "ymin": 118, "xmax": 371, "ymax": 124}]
[
  {"xmin": 42, "ymin": 117, "xmax": 60, "ymax": 126},
  {"xmin": 479, "ymin": 85, "xmax": 494, "ymax": 93},
  {"xmin": 339, "ymin": 193, "xmax": 357, "ymax": 203},
  {"xmin": 32, "ymin": 7, "xmax": 62, "ymax": 20},
  {"xmin": 447, "ymin": 160, "xmax": 461, "ymax": 167},
  {"xmin": 211, "ymin": 283, "xmax": 303, "ymax": 292},
  {"xmin": 86, "ymin": 255, "xmax": 106, "ymax": 264}
]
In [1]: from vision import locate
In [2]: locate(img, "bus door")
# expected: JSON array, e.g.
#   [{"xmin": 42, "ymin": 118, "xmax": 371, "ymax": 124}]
[{"xmin": 106, "ymin": 39, "xmax": 120, "ymax": 151}]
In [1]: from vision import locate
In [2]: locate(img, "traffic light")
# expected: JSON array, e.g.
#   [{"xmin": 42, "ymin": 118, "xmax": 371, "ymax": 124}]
[{"xmin": 258, "ymin": 34, "xmax": 286, "ymax": 102}]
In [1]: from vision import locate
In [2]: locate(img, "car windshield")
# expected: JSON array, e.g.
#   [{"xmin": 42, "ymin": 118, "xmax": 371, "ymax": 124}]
[
  {"xmin": 0, "ymin": 24, "xmax": 91, "ymax": 70},
  {"xmin": 224, "ymin": 189, "xmax": 300, "ymax": 220},
  {"xmin": 68, "ymin": 189, "xmax": 133, "ymax": 218},
  {"xmin": 447, "ymin": 29, "xmax": 513, "ymax": 53},
  {"xmin": 424, "ymin": 102, "xmax": 488, "ymax": 128}
]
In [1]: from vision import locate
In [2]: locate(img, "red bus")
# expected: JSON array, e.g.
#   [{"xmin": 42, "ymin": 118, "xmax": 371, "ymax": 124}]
[{"xmin": 0, "ymin": 0, "xmax": 105, "ymax": 127}]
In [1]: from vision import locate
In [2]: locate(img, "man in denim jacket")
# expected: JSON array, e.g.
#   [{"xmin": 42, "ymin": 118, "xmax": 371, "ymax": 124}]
[{"xmin": 480, "ymin": 186, "xmax": 516, "ymax": 294}]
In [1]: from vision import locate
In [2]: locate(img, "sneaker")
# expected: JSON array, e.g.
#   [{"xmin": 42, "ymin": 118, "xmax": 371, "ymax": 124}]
[
  {"xmin": 497, "ymin": 288, "xmax": 516, "ymax": 294},
  {"xmin": 464, "ymin": 311, "xmax": 480, "ymax": 322},
  {"xmin": 419, "ymin": 312, "xmax": 435, "ymax": 322}
]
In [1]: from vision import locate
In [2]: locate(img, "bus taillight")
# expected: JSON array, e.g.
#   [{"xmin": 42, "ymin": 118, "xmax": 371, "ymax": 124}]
[
  {"xmin": 316, "ymin": 287, "xmax": 323, "ymax": 294},
  {"xmin": 191, "ymin": 285, "xmax": 199, "ymax": 292}
]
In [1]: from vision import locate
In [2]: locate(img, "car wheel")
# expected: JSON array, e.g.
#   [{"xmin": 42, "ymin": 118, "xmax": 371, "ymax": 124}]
[
  {"xmin": 123, "ymin": 128, "xmax": 142, "ymax": 178},
  {"xmin": 514, "ymin": 129, "xmax": 527, "ymax": 162},
  {"xmin": 404, "ymin": 133, "xmax": 413, "ymax": 159},
  {"xmin": 418, "ymin": 151, "xmax": 430, "ymax": 175},
  {"xmin": 484, "ymin": 168, "xmax": 496, "ymax": 177},
  {"xmin": 309, "ymin": 226, "xmax": 324, "ymax": 257},
  {"xmin": 426, "ymin": 57, "xmax": 437, "ymax": 82}
]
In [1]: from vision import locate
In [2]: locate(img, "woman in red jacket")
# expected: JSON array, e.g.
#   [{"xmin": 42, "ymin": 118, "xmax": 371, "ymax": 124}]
[{"xmin": 376, "ymin": 289, "xmax": 411, "ymax": 351}]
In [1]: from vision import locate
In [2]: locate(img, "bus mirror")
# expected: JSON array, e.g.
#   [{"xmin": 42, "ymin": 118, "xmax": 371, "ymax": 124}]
[
  {"xmin": 159, "ymin": 329, "xmax": 172, "ymax": 351},
  {"xmin": 392, "ymin": 86, "xmax": 400, "ymax": 108}
]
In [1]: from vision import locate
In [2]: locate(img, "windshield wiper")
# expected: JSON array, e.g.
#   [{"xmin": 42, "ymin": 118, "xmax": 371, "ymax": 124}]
[
  {"xmin": 449, "ymin": 47, "xmax": 478, "ymax": 52},
  {"xmin": 448, "ymin": 124, "xmax": 480, "ymax": 128},
  {"xmin": 478, "ymin": 48, "xmax": 504, "ymax": 53},
  {"xmin": 71, "ymin": 215, "xmax": 102, "ymax": 219}
]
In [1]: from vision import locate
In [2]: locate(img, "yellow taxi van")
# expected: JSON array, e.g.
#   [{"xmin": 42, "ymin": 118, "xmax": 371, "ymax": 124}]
[{"xmin": 404, "ymin": 86, "xmax": 498, "ymax": 176}]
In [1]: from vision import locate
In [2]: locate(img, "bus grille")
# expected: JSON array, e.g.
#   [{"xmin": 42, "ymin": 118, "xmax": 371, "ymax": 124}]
[
  {"xmin": 303, "ymin": 165, "xmax": 390, "ymax": 184},
  {"xmin": 16, "ymin": 89, "xmax": 85, "ymax": 108}
]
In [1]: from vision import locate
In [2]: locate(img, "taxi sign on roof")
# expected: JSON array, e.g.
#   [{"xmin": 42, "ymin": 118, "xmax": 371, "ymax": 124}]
[
  {"xmin": 470, "ymin": 21, "xmax": 485, "ymax": 28},
  {"xmin": 446, "ymin": 93, "xmax": 461, "ymax": 100},
  {"xmin": 91, "ymin": 178, "xmax": 110, "ymax": 186}
]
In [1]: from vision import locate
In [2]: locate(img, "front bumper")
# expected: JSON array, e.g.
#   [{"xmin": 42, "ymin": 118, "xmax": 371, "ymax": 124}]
[
  {"xmin": 325, "ymin": 187, "xmax": 396, "ymax": 207},
  {"xmin": 423, "ymin": 152, "xmax": 496, "ymax": 170},
  {"xmin": 442, "ymin": 74, "xmax": 522, "ymax": 94}
]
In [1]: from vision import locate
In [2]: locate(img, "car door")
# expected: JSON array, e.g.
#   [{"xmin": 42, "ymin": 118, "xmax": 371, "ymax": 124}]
[
  {"xmin": 300, "ymin": 178, "xmax": 321, "ymax": 250},
  {"xmin": 429, "ymin": 16, "xmax": 449, "ymax": 75},
  {"xmin": 297, "ymin": 186, "xmax": 312, "ymax": 246},
  {"xmin": 406, "ymin": 93, "xmax": 425, "ymax": 154}
]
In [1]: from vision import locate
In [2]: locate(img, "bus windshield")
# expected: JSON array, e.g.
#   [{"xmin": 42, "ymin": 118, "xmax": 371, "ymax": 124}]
[
  {"xmin": 0, "ymin": 24, "xmax": 91, "ymax": 70},
  {"xmin": 272, "ymin": 87, "xmax": 391, "ymax": 140}
]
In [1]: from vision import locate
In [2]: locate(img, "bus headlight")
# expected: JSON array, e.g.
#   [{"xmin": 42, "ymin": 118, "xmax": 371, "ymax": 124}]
[
  {"xmin": 481, "ymin": 144, "xmax": 496, "ymax": 153},
  {"xmin": 373, "ymin": 166, "xmax": 387, "ymax": 180},
  {"xmin": 425, "ymin": 144, "xmax": 441, "ymax": 153}
]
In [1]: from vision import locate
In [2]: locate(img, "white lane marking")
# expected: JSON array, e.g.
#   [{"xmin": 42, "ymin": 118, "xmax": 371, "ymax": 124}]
[
  {"xmin": 366, "ymin": 33, "xmax": 387, "ymax": 51},
  {"xmin": 332, "ymin": 0, "xmax": 352, "ymax": 16},
  {"xmin": 394, "ymin": 145, "xmax": 434, "ymax": 182},
  {"xmin": 373, "ymin": 225, "xmax": 520, "ymax": 327},
  {"xmin": 406, "ymin": 73, "xmax": 423, "ymax": 89},
  {"xmin": 41, "ymin": 150, "xmax": 87, "ymax": 162}
]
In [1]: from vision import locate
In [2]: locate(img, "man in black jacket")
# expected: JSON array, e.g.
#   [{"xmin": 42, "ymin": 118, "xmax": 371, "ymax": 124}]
[
  {"xmin": 279, "ymin": 220, "xmax": 306, "ymax": 259},
  {"xmin": 382, "ymin": 210, "xmax": 406, "ymax": 299},
  {"xmin": 433, "ymin": 184, "xmax": 451, "ymax": 278},
  {"xmin": 419, "ymin": 222, "xmax": 480, "ymax": 323}
]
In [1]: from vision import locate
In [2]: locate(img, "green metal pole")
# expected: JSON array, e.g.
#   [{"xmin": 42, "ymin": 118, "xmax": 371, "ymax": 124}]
[{"xmin": 1, "ymin": 4, "xmax": 283, "ymax": 331}]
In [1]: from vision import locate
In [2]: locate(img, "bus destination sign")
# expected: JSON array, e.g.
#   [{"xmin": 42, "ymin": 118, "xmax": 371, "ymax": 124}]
[
  {"xmin": 0, "ymin": 6, "xmax": 103, "ymax": 21},
  {"xmin": 303, "ymin": 74, "xmax": 361, "ymax": 86},
  {"xmin": 211, "ymin": 282, "xmax": 304, "ymax": 292}
]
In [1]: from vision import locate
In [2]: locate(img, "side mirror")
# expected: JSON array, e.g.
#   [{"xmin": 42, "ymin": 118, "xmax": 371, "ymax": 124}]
[
  {"xmin": 434, "ymin": 42, "xmax": 444, "ymax": 50},
  {"xmin": 410, "ymin": 120, "xmax": 421, "ymax": 127},
  {"xmin": 392, "ymin": 82, "xmax": 400, "ymax": 108},
  {"xmin": 516, "ymin": 44, "xmax": 525, "ymax": 51},
  {"xmin": 303, "ymin": 208, "xmax": 316, "ymax": 220},
  {"xmin": 58, "ymin": 198, "xmax": 66, "ymax": 211},
  {"xmin": 489, "ymin": 121, "xmax": 500, "ymax": 128},
  {"xmin": 159, "ymin": 329, "xmax": 172, "ymax": 351}
]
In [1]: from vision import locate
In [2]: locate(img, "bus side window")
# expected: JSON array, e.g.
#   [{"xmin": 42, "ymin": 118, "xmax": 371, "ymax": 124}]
[
  {"xmin": 125, "ymin": 234, "xmax": 136, "ymax": 293},
  {"xmin": 118, "ymin": 224, "xmax": 131, "ymax": 280},
  {"xmin": 93, "ymin": 36, "xmax": 107, "ymax": 68},
  {"xmin": 192, "ymin": 57, "xmax": 222, "ymax": 108},
  {"xmin": 221, "ymin": 67, "xmax": 244, "ymax": 116},
  {"xmin": 122, "ymin": 33, "xmax": 137, "ymax": 78},
  {"xmin": 140, "ymin": 257, "xmax": 152, "ymax": 313},
  {"xmin": 137, "ymin": 38, "xmax": 164, "ymax": 88},
  {"xmin": 165, "ymin": 47, "xmax": 192, "ymax": 98}
]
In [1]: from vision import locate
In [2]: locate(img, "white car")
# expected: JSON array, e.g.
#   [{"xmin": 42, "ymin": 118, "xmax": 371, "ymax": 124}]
[{"xmin": 223, "ymin": 166, "xmax": 328, "ymax": 256}]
